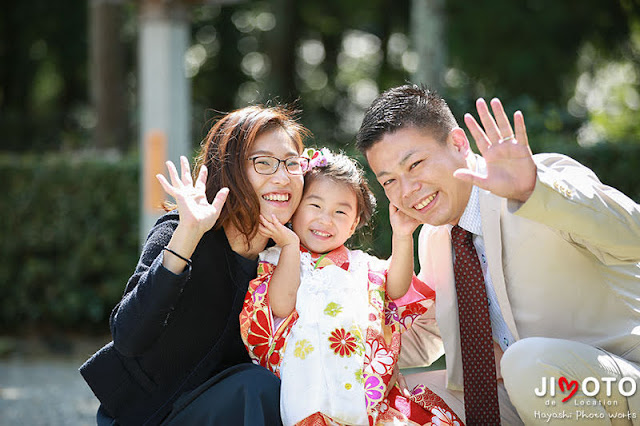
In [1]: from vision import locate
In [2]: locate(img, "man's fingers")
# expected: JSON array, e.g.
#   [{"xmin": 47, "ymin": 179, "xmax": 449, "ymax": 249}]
[
  {"xmin": 476, "ymin": 98, "xmax": 501, "ymax": 142},
  {"xmin": 514, "ymin": 110, "xmax": 529, "ymax": 148},
  {"xmin": 463, "ymin": 113, "xmax": 491, "ymax": 154},
  {"xmin": 490, "ymin": 98, "xmax": 515, "ymax": 140},
  {"xmin": 453, "ymin": 168, "xmax": 489, "ymax": 190}
]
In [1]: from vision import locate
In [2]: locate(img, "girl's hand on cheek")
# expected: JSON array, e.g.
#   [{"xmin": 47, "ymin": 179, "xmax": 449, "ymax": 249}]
[
  {"xmin": 259, "ymin": 214, "xmax": 300, "ymax": 248},
  {"xmin": 389, "ymin": 203, "xmax": 420, "ymax": 238}
]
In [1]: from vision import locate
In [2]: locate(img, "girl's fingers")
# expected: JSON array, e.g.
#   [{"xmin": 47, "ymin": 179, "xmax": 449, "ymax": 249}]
[
  {"xmin": 271, "ymin": 214, "xmax": 286, "ymax": 226},
  {"xmin": 260, "ymin": 215, "xmax": 276, "ymax": 231}
]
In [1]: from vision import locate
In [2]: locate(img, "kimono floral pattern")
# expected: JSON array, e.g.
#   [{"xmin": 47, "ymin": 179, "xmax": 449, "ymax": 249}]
[
  {"xmin": 363, "ymin": 338, "xmax": 395, "ymax": 377},
  {"xmin": 239, "ymin": 246, "xmax": 463, "ymax": 425},
  {"xmin": 293, "ymin": 339, "xmax": 314, "ymax": 360},
  {"xmin": 328, "ymin": 328, "xmax": 358, "ymax": 357}
]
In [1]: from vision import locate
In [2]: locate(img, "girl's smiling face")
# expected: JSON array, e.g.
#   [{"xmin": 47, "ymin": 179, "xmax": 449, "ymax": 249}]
[{"xmin": 291, "ymin": 176, "xmax": 360, "ymax": 254}]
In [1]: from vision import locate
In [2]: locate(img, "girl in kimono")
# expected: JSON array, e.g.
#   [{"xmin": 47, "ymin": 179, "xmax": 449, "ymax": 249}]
[{"xmin": 240, "ymin": 148, "xmax": 463, "ymax": 426}]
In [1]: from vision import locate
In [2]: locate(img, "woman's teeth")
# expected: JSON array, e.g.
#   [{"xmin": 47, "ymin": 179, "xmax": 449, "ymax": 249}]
[
  {"xmin": 414, "ymin": 193, "xmax": 436, "ymax": 210},
  {"xmin": 263, "ymin": 194, "xmax": 289, "ymax": 201}
]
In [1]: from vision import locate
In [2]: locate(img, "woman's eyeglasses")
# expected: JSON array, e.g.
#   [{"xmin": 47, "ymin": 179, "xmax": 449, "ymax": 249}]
[{"xmin": 248, "ymin": 156, "xmax": 309, "ymax": 175}]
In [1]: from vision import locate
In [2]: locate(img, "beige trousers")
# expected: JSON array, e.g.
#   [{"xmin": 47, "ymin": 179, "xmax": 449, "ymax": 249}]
[
  {"xmin": 404, "ymin": 337, "xmax": 640, "ymax": 425},
  {"xmin": 501, "ymin": 337, "xmax": 640, "ymax": 426}
]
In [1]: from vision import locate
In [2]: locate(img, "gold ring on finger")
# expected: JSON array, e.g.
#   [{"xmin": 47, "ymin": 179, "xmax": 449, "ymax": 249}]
[{"xmin": 499, "ymin": 135, "xmax": 515, "ymax": 143}]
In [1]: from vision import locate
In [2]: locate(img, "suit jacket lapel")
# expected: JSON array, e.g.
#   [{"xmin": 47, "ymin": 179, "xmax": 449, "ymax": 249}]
[{"xmin": 479, "ymin": 190, "xmax": 520, "ymax": 341}]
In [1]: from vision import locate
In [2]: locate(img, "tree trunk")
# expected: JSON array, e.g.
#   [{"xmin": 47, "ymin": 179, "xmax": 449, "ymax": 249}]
[
  {"xmin": 89, "ymin": 0, "xmax": 128, "ymax": 151},
  {"xmin": 410, "ymin": 0, "xmax": 446, "ymax": 91}
]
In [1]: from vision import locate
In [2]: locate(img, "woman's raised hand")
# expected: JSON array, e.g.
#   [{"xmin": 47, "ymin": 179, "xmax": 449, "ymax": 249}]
[{"xmin": 156, "ymin": 156, "xmax": 229, "ymax": 238}]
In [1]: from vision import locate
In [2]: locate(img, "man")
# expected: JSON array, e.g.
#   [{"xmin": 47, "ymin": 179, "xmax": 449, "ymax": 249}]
[{"xmin": 356, "ymin": 84, "xmax": 640, "ymax": 425}]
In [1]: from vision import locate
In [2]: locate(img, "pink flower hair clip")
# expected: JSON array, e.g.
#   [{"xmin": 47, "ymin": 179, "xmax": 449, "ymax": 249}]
[{"xmin": 304, "ymin": 147, "xmax": 330, "ymax": 171}]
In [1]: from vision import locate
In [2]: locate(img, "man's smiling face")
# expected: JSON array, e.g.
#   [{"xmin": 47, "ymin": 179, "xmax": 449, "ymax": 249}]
[{"xmin": 365, "ymin": 126, "xmax": 473, "ymax": 227}]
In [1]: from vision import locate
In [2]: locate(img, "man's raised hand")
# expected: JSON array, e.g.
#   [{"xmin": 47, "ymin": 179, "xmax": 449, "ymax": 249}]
[{"xmin": 455, "ymin": 98, "xmax": 537, "ymax": 203}]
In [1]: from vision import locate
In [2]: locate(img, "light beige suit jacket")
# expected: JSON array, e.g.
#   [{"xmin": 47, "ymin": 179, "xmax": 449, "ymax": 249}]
[{"xmin": 399, "ymin": 153, "xmax": 640, "ymax": 407}]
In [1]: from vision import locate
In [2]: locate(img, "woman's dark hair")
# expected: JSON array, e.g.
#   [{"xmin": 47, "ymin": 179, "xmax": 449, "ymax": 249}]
[
  {"xmin": 356, "ymin": 84, "xmax": 458, "ymax": 153},
  {"xmin": 304, "ymin": 149, "xmax": 376, "ymax": 230},
  {"xmin": 193, "ymin": 105, "xmax": 309, "ymax": 241}
]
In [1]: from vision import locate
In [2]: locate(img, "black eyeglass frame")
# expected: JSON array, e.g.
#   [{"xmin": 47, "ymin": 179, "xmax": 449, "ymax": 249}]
[{"xmin": 247, "ymin": 155, "xmax": 310, "ymax": 175}]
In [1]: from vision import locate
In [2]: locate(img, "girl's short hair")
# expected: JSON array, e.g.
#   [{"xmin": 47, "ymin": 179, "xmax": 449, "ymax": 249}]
[
  {"xmin": 303, "ymin": 149, "xmax": 376, "ymax": 230},
  {"xmin": 193, "ymin": 105, "xmax": 309, "ymax": 240}
]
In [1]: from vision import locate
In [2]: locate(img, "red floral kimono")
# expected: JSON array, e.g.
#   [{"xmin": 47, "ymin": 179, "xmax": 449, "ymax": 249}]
[{"xmin": 240, "ymin": 245, "xmax": 463, "ymax": 426}]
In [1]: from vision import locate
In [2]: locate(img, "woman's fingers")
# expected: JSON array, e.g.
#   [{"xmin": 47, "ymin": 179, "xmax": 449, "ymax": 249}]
[
  {"xmin": 210, "ymin": 187, "xmax": 229, "ymax": 215},
  {"xmin": 195, "ymin": 165, "xmax": 208, "ymax": 192},
  {"xmin": 156, "ymin": 173, "xmax": 176, "ymax": 197},
  {"xmin": 180, "ymin": 156, "xmax": 193, "ymax": 186},
  {"xmin": 166, "ymin": 160, "xmax": 182, "ymax": 188}
]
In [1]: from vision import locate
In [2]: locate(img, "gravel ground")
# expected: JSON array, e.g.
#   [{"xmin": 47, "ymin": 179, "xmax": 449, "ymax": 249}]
[{"xmin": 0, "ymin": 335, "xmax": 110, "ymax": 426}]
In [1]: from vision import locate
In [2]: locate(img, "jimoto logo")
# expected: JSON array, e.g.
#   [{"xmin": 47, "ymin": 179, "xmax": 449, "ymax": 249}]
[{"xmin": 535, "ymin": 376, "xmax": 637, "ymax": 402}]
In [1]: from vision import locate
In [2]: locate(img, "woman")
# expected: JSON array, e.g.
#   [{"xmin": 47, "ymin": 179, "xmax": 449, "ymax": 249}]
[{"xmin": 80, "ymin": 105, "xmax": 309, "ymax": 425}]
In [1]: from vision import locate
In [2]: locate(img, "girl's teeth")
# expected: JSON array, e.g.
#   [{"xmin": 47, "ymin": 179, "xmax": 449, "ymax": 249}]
[
  {"xmin": 414, "ymin": 193, "xmax": 436, "ymax": 210},
  {"xmin": 312, "ymin": 230, "xmax": 331, "ymax": 237}
]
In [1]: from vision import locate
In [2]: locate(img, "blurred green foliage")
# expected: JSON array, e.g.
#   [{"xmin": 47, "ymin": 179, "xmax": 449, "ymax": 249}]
[{"xmin": 0, "ymin": 154, "xmax": 139, "ymax": 332}]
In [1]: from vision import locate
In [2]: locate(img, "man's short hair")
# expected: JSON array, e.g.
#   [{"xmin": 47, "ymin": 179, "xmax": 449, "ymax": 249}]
[{"xmin": 356, "ymin": 84, "xmax": 458, "ymax": 153}]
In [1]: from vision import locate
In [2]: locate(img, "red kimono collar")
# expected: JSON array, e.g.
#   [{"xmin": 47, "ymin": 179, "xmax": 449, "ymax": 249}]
[{"xmin": 300, "ymin": 245, "xmax": 350, "ymax": 271}]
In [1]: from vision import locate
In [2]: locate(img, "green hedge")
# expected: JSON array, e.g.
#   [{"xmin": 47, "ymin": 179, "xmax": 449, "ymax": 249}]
[
  {"xmin": 1, "ymin": 144, "xmax": 639, "ymax": 332},
  {"xmin": 0, "ymin": 153, "xmax": 139, "ymax": 332}
]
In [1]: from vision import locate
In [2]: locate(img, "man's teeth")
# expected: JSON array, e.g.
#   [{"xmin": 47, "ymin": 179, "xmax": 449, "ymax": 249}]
[
  {"xmin": 414, "ymin": 193, "xmax": 437, "ymax": 210},
  {"xmin": 311, "ymin": 230, "xmax": 331, "ymax": 237},
  {"xmin": 263, "ymin": 194, "xmax": 289, "ymax": 201}
]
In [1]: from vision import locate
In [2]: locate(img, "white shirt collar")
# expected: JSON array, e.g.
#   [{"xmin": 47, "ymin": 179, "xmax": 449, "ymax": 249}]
[
  {"xmin": 448, "ymin": 155, "xmax": 482, "ymax": 236},
  {"xmin": 457, "ymin": 185, "xmax": 482, "ymax": 236}
]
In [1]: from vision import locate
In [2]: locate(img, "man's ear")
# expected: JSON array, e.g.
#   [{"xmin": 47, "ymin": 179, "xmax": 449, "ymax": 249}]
[{"xmin": 449, "ymin": 127, "xmax": 471, "ymax": 156}]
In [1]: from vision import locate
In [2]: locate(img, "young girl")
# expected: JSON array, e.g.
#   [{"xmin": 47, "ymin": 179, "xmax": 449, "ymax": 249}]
[{"xmin": 240, "ymin": 149, "xmax": 463, "ymax": 426}]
